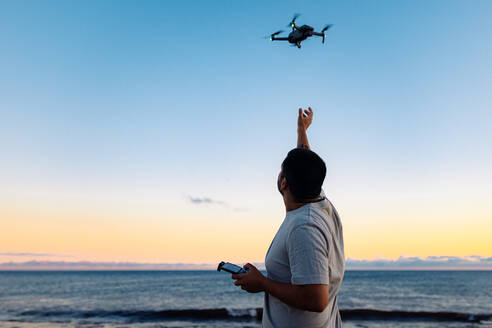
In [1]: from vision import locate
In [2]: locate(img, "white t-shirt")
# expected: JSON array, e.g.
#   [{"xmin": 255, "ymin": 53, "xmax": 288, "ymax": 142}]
[{"xmin": 262, "ymin": 193, "xmax": 345, "ymax": 328}]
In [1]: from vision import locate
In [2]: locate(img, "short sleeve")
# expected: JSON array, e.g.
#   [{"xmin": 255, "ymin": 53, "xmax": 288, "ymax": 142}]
[{"xmin": 287, "ymin": 224, "xmax": 330, "ymax": 285}]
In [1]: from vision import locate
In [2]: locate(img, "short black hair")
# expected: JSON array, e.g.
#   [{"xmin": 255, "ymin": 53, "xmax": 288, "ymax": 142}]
[{"xmin": 281, "ymin": 148, "xmax": 326, "ymax": 201}]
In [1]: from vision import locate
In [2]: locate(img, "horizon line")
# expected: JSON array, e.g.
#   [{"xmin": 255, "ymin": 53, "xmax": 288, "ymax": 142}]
[{"xmin": 1, "ymin": 255, "xmax": 491, "ymax": 271}]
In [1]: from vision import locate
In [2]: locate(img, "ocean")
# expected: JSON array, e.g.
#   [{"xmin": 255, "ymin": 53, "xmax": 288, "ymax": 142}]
[{"xmin": 0, "ymin": 270, "xmax": 490, "ymax": 327}]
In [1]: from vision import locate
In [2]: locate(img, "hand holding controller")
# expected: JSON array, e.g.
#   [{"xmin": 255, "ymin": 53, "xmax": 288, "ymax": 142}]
[{"xmin": 217, "ymin": 261, "xmax": 249, "ymax": 274}]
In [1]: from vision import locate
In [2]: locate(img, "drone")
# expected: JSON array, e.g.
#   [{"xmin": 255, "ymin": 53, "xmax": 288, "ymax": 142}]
[{"xmin": 267, "ymin": 14, "xmax": 333, "ymax": 49}]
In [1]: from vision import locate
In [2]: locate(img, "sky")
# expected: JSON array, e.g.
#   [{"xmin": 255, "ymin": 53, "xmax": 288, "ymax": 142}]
[{"xmin": 1, "ymin": 0, "xmax": 491, "ymax": 267}]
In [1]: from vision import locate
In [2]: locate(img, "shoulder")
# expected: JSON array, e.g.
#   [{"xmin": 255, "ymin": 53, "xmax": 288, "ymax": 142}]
[
  {"xmin": 287, "ymin": 206, "xmax": 329, "ymax": 242},
  {"xmin": 287, "ymin": 205, "xmax": 320, "ymax": 233}
]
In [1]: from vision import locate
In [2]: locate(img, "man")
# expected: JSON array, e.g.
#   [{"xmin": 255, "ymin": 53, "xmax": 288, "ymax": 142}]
[{"xmin": 232, "ymin": 107, "xmax": 345, "ymax": 328}]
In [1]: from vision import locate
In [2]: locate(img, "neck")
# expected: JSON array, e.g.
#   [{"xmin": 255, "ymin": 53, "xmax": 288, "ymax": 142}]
[
  {"xmin": 283, "ymin": 193, "xmax": 324, "ymax": 212},
  {"xmin": 285, "ymin": 201, "xmax": 305, "ymax": 212}
]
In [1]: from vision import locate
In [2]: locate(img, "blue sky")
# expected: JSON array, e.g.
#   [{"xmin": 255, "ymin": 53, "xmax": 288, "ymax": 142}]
[{"xmin": 1, "ymin": 1, "xmax": 491, "ymax": 263}]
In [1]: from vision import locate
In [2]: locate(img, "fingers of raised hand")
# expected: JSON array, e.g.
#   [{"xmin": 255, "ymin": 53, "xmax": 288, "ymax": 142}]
[{"xmin": 301, "ymin": 107, "xmax": 312, "ymax": 116}]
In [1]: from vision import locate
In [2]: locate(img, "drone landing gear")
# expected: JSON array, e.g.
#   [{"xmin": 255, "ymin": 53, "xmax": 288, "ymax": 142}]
[{"xmin": 296, "ymin": 42, "xmax": 301, "ymax": 49}]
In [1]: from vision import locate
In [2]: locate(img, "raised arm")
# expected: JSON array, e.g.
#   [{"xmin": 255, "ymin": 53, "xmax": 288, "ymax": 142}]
[{"xmin": 297, "ymin": 107, "xmax": 313, "ymax": 150}]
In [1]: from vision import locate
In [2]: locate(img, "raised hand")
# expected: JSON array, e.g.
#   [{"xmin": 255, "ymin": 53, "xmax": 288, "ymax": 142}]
[
  {"xmin": 297, "ymin": 107, "xmax": 313, "ymax": 150},
  {"xmin": 298, "ymin": 107, "xmax": 313, "ymax": 131}
]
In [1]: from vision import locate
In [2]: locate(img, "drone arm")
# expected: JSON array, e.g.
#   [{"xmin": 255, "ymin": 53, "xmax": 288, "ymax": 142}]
[
  {"xmin": 272, "ymin": 37, "xmax": 289, "ymax": 41},
  {"xmin": 312, "ymin": 32, "xmax": 326, "ymax": 43}
]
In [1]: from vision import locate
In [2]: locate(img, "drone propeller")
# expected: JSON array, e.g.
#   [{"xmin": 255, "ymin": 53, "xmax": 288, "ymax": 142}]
[
  {"xmin": 266, "ymin": 30, "xmax": 284, "ymax": 41},
  {"xmin": 321, "ymin": 24, "xmax": 333, "ymax": 43},
  {"xmin": 287, "ymin": 13, "xmax": 301, "ymax": 29},
  {"xmin": 321, "ymin": 24, "xmax": 333, "ymax": 33}
]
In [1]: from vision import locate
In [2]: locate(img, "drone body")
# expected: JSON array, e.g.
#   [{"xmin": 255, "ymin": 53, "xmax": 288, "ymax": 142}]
[{"xmin": 269, "ymin": 14, "xmax": 332, "ymax": 48}]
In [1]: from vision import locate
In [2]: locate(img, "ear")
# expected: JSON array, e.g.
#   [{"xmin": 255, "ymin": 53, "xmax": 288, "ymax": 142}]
[{"xmin": 280, "ymin": 176, "xmax": 288, "ymax": 191}]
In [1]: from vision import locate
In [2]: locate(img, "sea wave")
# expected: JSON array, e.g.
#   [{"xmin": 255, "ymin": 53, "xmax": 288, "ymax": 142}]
[
  {"xmin": 341, "ymin": 309, "xmax": 491, "ymax": 323},
  {"xmin": 19, "ymin": 308, "xmax": 261, "ymax": 321},
  {"xmin": 16, "ymin": 308, "xmax": 492, "ymax": 323}
]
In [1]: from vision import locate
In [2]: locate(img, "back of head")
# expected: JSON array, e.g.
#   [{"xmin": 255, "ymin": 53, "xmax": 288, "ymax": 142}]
[{"xmin": 282, "ymin": 148, "xmax": 326, "ymax": 201}]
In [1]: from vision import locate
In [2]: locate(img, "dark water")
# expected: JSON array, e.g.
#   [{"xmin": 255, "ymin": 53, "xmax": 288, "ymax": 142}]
[{"xmin": 0, "ymin": 270, "xmax": 491, "ymax": 327}]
